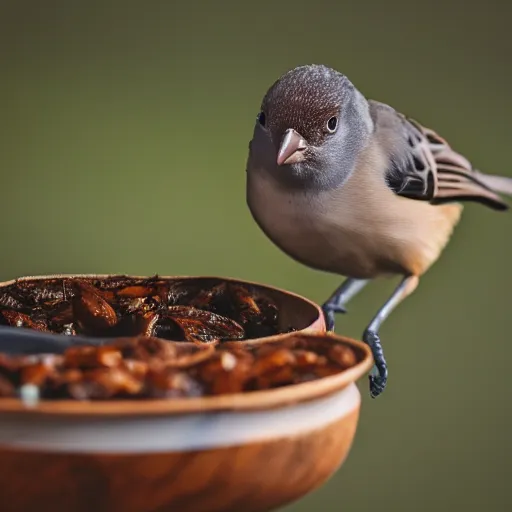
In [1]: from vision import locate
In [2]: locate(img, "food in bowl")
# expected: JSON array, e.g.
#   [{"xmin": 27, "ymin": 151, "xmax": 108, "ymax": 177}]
[
  {"xmin": 0, "ymin": 334, "xmax": 359, "ymax": 400},
  {"xmin": 0, "ymin": 275, "xmax": 295, "ymax": 342}
]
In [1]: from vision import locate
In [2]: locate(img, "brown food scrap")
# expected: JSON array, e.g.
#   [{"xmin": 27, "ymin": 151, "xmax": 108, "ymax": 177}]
[
  {"xmin": 251, "ymin": 348, "xmax": 296, "ymax": 374},
  {"xmin": 0, "ymin": 274, "xmax": 363, "ymax": 401},
  {"xmin": 115, "ymin": 286, "xmax": 157, "ymax": 298},
  {"xmin": 113, "ymin": 281, "xmax": 170, "ymax": 309},
  {"xmin": 0, "ymin": 353, "xmax": 22, "ymax": 370},
  {"xmin": 71, "ymin": 280, "xmax": 118, "ymax": 333},
  {"xmin": 92, "ymin": 367, "xmax": 143, "ymax": 395},
  {"xmin": 228, "ymin": 284, "xmax": 262, "ymax": 322},
  {"xmin": 0, "ymin": 277, "xmax": 288, "ymax": 340},
  {"xmin": 113, "ymin": 311, "xmax": 160, "ymax": 338},
  {"xmin": 327, "ymin": 344, "xmax": 358, "ymax": 369},
  {"xmin": 187, "ymin": 283, "xmax": 280, "ymax": 338},
  {"xmin": 68, "ymin": 367, "xmax": 143, "ymax": 400},
  {"xmin": 111, "ymin": 336, "xmax": 177, "ymax": 362},
  {"xmin": 63, "ymin": 345, "xmax": 122, "ymax": 369},
  {"xmin": 187, "ymin": 283, "xmax": 228, "ymax": 313},
  {"xmin": 146, "ymin": 368, "xmax": 204, "ymax": 398},
  {"xmin": 0, "ymin": 354, "xmax": 29, "ymax": 386},
  {"xmin": 0, "ymin": 310, "xmax": 48, "ymax": 331},
  {"xmin": 163, "ymin": 342, "xmax": 216, "ymax": 369},
  {"xmin": 247, "ymin": 348, "xmax": 297, "ymax": 389},
  {"xmin": 20, "ymin": 361, "xmax": 56, "ymax": 387},
  {"xmin": 123, "ymin": 359, "xmax": 148, "ymax": 380},
  {"xmin": 66, "ymin": 380, "xmax": 106, "ymax": 400},
  {"xmin": 0, "ymin": 334, "xmax": 360, "ymax": 400},
  {"xmin": 48, "ymin": 302, "xmax": 74, "ymax": 328},
  {"xmin": 8, "ymin": 280, "xmax": 65, "ymax": 306},
  {"xmin": 196, "ymin": 350, "xmax": 253, "ymax": 395},
  {"xmin": 293, "ymin": 349, "xmax": 324, "ymax": 368},
  {"xmin": 116, "ymin": 286, "xmax": 152, "ymax": 298},
  {"xmin": 313, "ymin": 364, "xmax": 344, "ymax": 379},
  {"xmin": 228, "ymin": 285, "xmax": 279, "ymax": 338},
  {"xmin": 43, "ymin": 368, "xmax": 84, "ymax": 398},
  {"xmin": 0, "ymin": 292, "xmax": 24, "ymax": 310},
  {"xmin": 119, "ymin": 296, "xmax": 162, "ymax": 315},
  {"xmin": 0, "ymin": 374, "xmax": 15, "ymax": 397},
  {"xmin": 132, "ymin": 311, "xmax": 159, "ymax": 336},
  {"xmin": 253, "ymin": 365, "xmax": 296, "ymax": 389},
  {"xmin": 51, "ymin": 368, "xmax": 83, "ymax": 386},
  {"xmin": 156, "ymin": 306, "xmax": 245, "ymax": 344}
]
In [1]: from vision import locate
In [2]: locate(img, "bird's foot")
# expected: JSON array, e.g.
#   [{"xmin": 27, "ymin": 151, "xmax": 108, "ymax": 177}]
[
  {"xmin": 369, "ymin": 370, "xmax": 387, "ymax": 398},
  {"xmin": 321, "ymin": 302, "xmax": 347, "ymax": 332},
  {"xmin": 363, "ymin": 329, "xmax": 388, "ymax": 398}
]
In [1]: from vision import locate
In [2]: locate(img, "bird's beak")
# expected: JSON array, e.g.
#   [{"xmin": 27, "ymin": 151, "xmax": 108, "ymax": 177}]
[{"xmin": 277, "ymin": 129, "xmax": 308, "ymax": 166}]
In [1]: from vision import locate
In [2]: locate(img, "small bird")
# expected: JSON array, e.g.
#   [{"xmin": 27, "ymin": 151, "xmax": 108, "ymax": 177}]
[{"xmin": 245, "ymin": 64, "xmax": 512, "ymax": 398}]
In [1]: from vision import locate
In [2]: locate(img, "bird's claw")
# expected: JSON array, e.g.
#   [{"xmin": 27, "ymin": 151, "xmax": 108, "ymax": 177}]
[
  {"xmin": 321, "ymin": 303, "xmax": 347, "ymax": 332},
  {"xmin": 369, "ymin": 372, "xmax": 387, "ymax": 398},
  {"xmin": 322, "ymin": 303, "xmax": 389, "ymax": 397},
  {"xmin": 322, "ymin": 308, "xmax": 336, "ymax": 331},
  {"xmin": 363, "ymin": 330, "xmax": 388, "ymax": 398}
]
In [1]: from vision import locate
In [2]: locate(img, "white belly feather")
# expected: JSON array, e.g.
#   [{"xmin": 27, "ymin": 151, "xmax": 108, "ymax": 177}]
[{"xmin": 246, "ymin": 167, "xmax": 462, "ymax": 279}]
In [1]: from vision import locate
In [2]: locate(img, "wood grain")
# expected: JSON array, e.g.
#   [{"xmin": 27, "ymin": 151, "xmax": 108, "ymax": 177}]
[{"xmin": 0, "ymin": 409, "xmax": 359, "ymax": 512}]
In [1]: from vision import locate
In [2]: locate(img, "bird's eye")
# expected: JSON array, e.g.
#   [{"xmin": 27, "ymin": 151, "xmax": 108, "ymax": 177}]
[
  {"xmin": 327, "ymin": 116, "xmax": 338, "ymax": 133},
  {"xmin": 257, "ymin": 111, "xmax": 266, "ymax": 127}
]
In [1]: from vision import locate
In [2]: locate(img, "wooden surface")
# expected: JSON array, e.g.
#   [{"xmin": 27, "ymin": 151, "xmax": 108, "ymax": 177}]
[{"xmin": 0, "ymin": 408, "xmax": 359, "ymax": 512}]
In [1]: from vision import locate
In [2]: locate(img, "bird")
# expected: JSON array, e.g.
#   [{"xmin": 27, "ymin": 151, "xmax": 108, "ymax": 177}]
[{"xmin": 245, "ymin": 64, "xmax": 512, "ymax": 398}]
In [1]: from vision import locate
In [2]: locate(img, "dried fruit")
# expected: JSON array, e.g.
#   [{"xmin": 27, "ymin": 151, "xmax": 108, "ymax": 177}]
[
  {"xmin": 0, "ymin": 310, "xmax": 48, "ymax": 331},
  {"xmin": 0, "ymin": 374, "xmax": 15, "ymax": 397},
  {"xmin": 0, "ymin": 276, "xmax": 362, "ymax": 403},
  {"xmin": 71, "ymin": 280, "xmax": 118, "ymax": 334},
  {"xmin": 146, "ymin": 369, "xmax": 204, "ymax": 398},
  {"xmin": 63, "ymin": 345, "xmax": 122, "ymax": 369},
  {"xmin": 0, "ymin": 333, "xmax": 361, "ymax": 401},
  {"xmin": 187, "ymin": 282, "xmax": 279, "ymax": 338},
  {"xmin": 67, "ymin": 368, "xmax": 143, "ymax": 400},
  {"xmin": 195, "ymin": 350, "xmax": 254, "ymax": 395},
  {"xmin": 155, "ymin": 306, "xmax": 245, "ymax": 344},
  {"xmin": 21, "ymin": 361, "xmax": 56, "ymax": 386},
  {"xmin": 111, "ymin": 336, "xmax": 177, "ymax": 361},
  {"xmin": 0, "ymin": 276, "xmax": 291, "ymax": 342}
]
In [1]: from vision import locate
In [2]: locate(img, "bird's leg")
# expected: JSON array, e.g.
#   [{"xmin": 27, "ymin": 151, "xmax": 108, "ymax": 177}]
[
  {"xmin": 364, "ymin": 275, "xmax": 419, "ymax": 399},
  {"xmin": 322, "ymin": 278, "xmax": 370, "ymax": 331}
]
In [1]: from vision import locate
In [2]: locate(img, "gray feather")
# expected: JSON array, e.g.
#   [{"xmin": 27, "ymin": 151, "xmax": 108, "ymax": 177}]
[{"xmin": 370, "ymin": 100, "xmax": 511, "ymax": 211}]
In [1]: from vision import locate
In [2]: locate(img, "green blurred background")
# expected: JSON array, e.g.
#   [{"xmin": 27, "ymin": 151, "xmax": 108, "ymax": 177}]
[{"xmin": 1, "ymin": 1, "xmax": 511, "ymax": 511}]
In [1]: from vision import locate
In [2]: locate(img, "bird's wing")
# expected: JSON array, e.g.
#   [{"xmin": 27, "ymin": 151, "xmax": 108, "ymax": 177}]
[{"xmin": 370, "ymin": 100, "xmax": 510, "ymax": 211}]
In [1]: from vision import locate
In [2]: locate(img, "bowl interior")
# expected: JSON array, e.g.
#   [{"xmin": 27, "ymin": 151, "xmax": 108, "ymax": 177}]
[{"xmin": 0, "ymin": 274, "xmax": 324, "ymax": 337}]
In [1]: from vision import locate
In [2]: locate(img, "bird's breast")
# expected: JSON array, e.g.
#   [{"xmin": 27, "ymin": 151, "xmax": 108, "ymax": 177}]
[{"xmin": 246, "ymin": 167, "xmax": 462, "ymax": 279}]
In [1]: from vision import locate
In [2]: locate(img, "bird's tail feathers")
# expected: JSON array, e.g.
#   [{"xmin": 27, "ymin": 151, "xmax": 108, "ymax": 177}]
[{"xmin": 473, "ymin": 171, "xmax": 512, "ymax": 197}]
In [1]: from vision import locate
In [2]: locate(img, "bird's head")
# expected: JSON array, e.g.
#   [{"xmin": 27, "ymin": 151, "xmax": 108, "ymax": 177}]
[{"xmin": 250, "ymin": 64, "xmax": 373, "ymax": 189}]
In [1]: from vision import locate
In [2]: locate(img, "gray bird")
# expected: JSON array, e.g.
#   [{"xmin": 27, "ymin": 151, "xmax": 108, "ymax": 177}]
[{"xmin": 245, "ymin": 64, "xmax": 512, "ymax": 398}]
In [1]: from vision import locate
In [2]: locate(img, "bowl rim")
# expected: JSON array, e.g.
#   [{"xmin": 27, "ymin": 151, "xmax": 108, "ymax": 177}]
[
  {"xmin": 0, "ymin": 274, "xmax": 372, "ymax": 417},
  {"xmin": 0, "ymin": 273, "xmax": 321, "ymax": 299},
  {"xmin": 0, "ymin": 272, "xmax": 323, "ymax": 319},
  {"xmin": 0, "ymin": 332, "xmax": 372, "ymax": 417}
]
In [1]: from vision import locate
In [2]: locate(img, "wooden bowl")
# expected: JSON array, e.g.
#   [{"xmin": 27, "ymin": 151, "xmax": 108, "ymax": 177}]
[
  {"xmin": 0, "ymin": 275, "xmax": 372, "ymax": 512},
  {"xmin": 0, "ymin": 273, "xmax": 326, "ymax": 339}
]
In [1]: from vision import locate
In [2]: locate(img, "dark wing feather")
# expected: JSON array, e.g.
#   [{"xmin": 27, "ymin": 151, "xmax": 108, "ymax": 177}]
[
  {"xmin": 372, "ymin": 100, "xmax": 510, "ymax": 211},
  {"xmin": 410, "ymin": 119, "xmax": 509, "ymax": 210}
]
